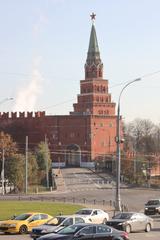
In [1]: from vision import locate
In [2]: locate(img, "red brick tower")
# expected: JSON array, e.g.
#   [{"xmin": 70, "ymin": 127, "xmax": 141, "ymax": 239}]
[{"xmin": 70, "ymin": 14, "xmax": 117, "ymax": 163}]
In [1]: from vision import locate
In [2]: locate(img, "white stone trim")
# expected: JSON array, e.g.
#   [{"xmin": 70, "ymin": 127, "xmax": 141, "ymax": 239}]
[{"xmin": 80, "ymin": 161, "xmax": 95, "ymax": 168}]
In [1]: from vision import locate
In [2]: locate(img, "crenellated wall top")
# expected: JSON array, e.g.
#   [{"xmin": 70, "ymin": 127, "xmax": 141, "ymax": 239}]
[{"xmin": 0, "ymin": 111, "xmax": 46, "ymax": 119}]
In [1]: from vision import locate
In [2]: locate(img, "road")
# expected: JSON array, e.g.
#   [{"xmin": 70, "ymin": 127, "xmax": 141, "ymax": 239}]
[
  {"xmin": 0, "ymin": 223, "xmax": 160, "ymax": 240},
  {"xmin": 0, "ymin": 167, "xmax": 160, "ymax": 240}
]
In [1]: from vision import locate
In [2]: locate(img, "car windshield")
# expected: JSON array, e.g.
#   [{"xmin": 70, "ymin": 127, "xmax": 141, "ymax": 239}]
[
  {"xmin": 76, "ymin": 209, "xmax": 92, "ymax": 215},
  {"xmin": 146, "ymin": 200, "xmax": 160, "ymax": 205},
  {"xmin": 14, "ymin": 213, "xmax": 32, "ymax": 220},
  {"xmin": 113, "ymin": 213, "xmax": 133, "ymax": 220},
  {"xmin": 46, "ymin": 217, "xmax": 66, "ymax": 226},
  {"xmin": 57, "ymin": 225, "xmax": 84, "ymax": 234}
]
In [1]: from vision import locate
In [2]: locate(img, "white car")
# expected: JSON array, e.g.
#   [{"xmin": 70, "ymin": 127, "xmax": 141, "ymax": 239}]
[{"xmin": 75, "ymin": 208, "xmax": 109, "ymax": 224}]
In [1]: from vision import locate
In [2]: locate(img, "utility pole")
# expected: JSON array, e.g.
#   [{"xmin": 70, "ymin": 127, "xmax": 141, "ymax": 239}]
[
  {"xmin": 45, "ymin": 135, "xmax": 49, "ymax": 188},
  {"xmin": 1, "ymin": 147, "xmax": 5, "ymax": 195},
  {"xmin": 134, "ymin": 156, "xmax": 137, "ymax": 180},
  {"xmin": 25, "ymin": 136, "xmax": 28, "ymax": 194}
]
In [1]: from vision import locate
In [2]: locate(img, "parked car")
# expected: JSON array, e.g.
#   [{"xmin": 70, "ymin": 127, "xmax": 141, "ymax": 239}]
[
  {"xmin": 0, "ymin": 212, "xmax": 53, "ymax": 234},
  {"xmin": 144, "ymin": 199, "xmax": 160, "ymax": 215},
  {"xmin": 106, "ymin": 212, "xmax": 153, "ymax": 233},
  {"xmin": 75, "ymin": 208, "xmax": 109, "ymax": 223},
  {"xmin": 30, "ymin": 215, "xmax": 91, "ymax": 239},
  {"xmin": 37, "ymin": 223, "xmax": 129, "ymax": 240}
]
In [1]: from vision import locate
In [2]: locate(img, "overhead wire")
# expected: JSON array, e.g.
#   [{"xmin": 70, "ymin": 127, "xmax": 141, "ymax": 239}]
[{"xmin": 1, "ymin": 69, "xmax": 160, "ymax": 110}]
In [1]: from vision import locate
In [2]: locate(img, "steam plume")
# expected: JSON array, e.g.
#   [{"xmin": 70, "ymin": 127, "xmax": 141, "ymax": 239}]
[{"xmin": 13, "ymin": 56, "xmax": 43, "ymax": 112}]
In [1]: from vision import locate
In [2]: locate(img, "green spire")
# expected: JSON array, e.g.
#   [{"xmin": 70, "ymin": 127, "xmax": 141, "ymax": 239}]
[
  {"xmin": 88, "ymin": 24, "xmax": 100, "ymax": 54},
  {"xmin": 86, "ymin": 23, "xmax": 101, "ymax": 65},
  {"xmin": 85, "ymin": 14, "xmax": 103, "ymax": 79}
]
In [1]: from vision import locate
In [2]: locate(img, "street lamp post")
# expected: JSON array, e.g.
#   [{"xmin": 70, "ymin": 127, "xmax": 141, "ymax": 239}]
[
  {"xmin": 1, "ymin": 148, "xmax": 5, "ymax": 195},
  {"xmin": 115, "ymin": 78, "xmax": 141, "ymax": 211}
]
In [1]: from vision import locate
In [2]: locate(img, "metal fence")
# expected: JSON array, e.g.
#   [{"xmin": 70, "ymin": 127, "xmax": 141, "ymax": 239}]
[{"xmin": 0, "ymin": 194, "xmax": 113, "ymax": 207}]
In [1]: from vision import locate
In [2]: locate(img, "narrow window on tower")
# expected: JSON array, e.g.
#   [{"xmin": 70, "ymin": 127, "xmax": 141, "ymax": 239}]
[
  {"xmin": 70, "ymin": 132, "xmax": 75, "ymax": 138},
  {"xmin": 109, "ymin": 122, "xmax": 113, "ymax": 127},
  {"xmin": 101, "ymin": 141, "xmax": 105, "ymax": 147}
]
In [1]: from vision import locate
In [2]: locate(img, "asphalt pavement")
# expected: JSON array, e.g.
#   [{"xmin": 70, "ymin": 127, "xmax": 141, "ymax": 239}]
[{"xmin": 0, "ymin": 167, "xmax": 160, "ymax": 240}]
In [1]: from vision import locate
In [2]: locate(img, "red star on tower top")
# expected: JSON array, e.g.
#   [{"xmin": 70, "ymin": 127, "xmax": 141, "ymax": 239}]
[{"xmin": 90, "ymin": 12, "xmax": 96, "ymax": 21}]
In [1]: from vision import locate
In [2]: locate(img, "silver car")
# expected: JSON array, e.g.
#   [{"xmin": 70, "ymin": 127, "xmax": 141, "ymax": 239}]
[
  {"xmin": 106, "ymin": 212, "xmax": 153, "ymax": 233},
  {"xmin": 30, "ymin": 215, "xmax": 91, "ymax": 239}
]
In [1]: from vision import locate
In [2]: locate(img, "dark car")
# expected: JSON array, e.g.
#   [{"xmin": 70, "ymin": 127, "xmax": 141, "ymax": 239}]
[
  {"xmin": 31, "ymin": 215, "xmax": 90, "ymax": 239},
  {"xmin": 144, "ymin": 199, "xmax": 160, "ymax": 215},
  {"xmin": 37, "ymin": 223, "xmax": 129, "ymax": 240},
  {"xmin": 106, "ymin": 212, "xmax": 153, "ymax": 233}
]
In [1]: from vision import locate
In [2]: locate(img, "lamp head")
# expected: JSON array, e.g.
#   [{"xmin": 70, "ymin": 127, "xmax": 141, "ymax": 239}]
[{"xmin": 134, "ymin": 78, "xmax": 141, "ymax": 82}]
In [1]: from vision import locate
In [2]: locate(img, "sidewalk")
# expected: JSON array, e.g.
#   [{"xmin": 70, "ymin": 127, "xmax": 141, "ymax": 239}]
[{"xmin": 90, "ymin": 169, "xmax": 129, "ymax": 189}]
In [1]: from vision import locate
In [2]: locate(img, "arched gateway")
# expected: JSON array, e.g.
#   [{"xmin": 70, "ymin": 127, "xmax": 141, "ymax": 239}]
[{"xmin": 66, "ymin": 144, "xmax": 81, "ymax": 167}]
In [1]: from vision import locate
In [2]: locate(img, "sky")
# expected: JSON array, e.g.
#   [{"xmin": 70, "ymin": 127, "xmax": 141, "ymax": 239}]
[{"xmin": 0, "ymin": 0, "xmax": 160, "ymax": 124}]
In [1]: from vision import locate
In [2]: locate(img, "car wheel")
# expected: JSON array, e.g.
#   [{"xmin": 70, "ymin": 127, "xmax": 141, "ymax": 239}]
[
  {"xmin": 19, "ymin": 225, "xmax": 28, "ymax": 234},
  {"xmin": 102, "ymin": 218, "xmax": 107, "ymax": 224},
  {"xmin": 145, "ymin": 223, "xmax": 151, "ymax": 232},
  {"xmin": 125, "ymin": 224, "xmax": 131, "ymax": 233}
]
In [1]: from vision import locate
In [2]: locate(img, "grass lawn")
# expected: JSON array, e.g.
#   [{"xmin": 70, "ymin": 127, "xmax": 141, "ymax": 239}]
[{"xmin": 0, "ymin": 201, "xmax": 83, "ymax": 220}]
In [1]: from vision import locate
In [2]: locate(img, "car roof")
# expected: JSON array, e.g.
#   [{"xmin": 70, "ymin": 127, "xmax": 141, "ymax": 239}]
[
  {"xmin": 68, "ymin": 223, "xmax": 97, "ymax": 227},
  {"xmin": 77, "ymin": 208, "xmax": 102, "ymax": 211},
  {"xmin": 115, "ymin": 212, "xmax": 135, "ymax": 214},
  {"xmin": 65, "ymin": 223, "xmax": 114, "ymax": 229},
  {"xmin": 55, "ymin": 215, "xmax": 79, "ymax": 218},
  {"xmin": 18, "ymin": 212, "xmax": 52, "ymax": 216},
  {"xmin": 147, "ymin": 199, "xmax": 160, "ymax": 201},
  {"xmin": 24, "ymin": 212, "xmax": 49, "ymax": 214}
]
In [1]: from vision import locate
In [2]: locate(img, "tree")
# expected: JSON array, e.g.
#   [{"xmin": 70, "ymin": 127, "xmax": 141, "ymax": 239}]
[
  {"xmin": 153, "ymin": 124, "xmax": 160, "ymax": 154},
  {"xmin": 0, "ymin": 131, "xmax": 40, "ymax": 192},
  {"xmin": 0, "ymin": 131, "xmax": 25, "ymax": 192},
  {"xmin": 28, "ymin": 151, "xmax": 38, "ymax": 185},
  {"xmin": 123, "ymin": 119, "xmax": 160, "ymax": 186},
  {"xmin": 35, "ymin": 141, "xmax": 52, "ymax": 186},
  {"xmin": 124, "ymin": 118, "xmax": 156, "ymax": 154},
  {"xmin": 0, "ymin": 131, "xmax": 17, "ymax": 177},
  {"xmin": 0, "ymin": 131, "xmax": 17, "ymax": 156},
  {"xmin": 35, "ymin": 142, "xmax": 51, "ymax": 170},
  {"xmin": 5, "ymin": 154, "xmax": 25, "ymax": 191}
]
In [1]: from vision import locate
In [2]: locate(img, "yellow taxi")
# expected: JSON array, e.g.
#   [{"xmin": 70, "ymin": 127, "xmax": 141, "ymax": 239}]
[{"xmin": 0, "ymin": 212, "xmax": 53, "ymax": 234}]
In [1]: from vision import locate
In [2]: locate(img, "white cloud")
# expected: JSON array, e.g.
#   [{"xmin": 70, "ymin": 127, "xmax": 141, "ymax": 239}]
[{"xmin": 13, "ymin": 56, "xmax": 43, "ymax": 112}]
